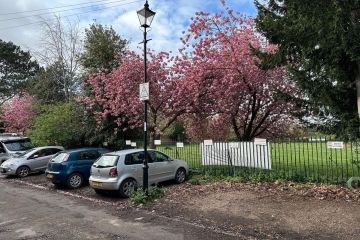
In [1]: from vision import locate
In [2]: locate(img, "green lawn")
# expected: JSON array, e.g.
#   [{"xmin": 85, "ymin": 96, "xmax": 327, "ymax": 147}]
[{"xmin": 156, "ymin": 142, "xmax": 360, "ymax": 183}]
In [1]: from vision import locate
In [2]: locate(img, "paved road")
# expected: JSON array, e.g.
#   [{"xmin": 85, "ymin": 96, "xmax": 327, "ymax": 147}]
[{"xmin": 0, "ymin": 181, "xmax": 239, "ymax": 240}]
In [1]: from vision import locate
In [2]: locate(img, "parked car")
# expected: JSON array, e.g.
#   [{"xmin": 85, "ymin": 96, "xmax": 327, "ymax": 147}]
[
  {"xmin": 89, "ymin": 149, "xmax": 189, "ymax": 197},
  {"xmin": 0, "ymin": 133, "xmax": 35, "ymax": 164},
  {"xmin": 0, "ymin": 146, "xmax": 64, "ymax": 177},
  {"xmin": 45, "ymin": 148, "xmax": 110, "ymax": 189}
]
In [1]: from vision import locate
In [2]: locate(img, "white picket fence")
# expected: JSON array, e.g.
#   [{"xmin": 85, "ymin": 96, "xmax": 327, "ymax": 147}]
[{"xmin": 201, "ymin": 142, "xmax": 271, "ymax": 170}]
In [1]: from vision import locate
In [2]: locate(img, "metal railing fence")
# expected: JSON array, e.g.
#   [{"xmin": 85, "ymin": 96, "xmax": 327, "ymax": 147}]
[{"xmin": 122, "ymin": 137, "xmax": 360, "ymax": 183}]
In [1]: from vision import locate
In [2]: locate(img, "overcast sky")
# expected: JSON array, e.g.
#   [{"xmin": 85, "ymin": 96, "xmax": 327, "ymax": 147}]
[{"xmin": 0, "ymin": 0, "xmax": 256, "ymax": 55}]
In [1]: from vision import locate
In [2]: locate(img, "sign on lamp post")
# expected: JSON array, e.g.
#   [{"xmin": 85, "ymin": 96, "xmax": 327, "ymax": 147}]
[{"xmin": 139, "ymin": 82, "xmax": 150, "ymax": 101}]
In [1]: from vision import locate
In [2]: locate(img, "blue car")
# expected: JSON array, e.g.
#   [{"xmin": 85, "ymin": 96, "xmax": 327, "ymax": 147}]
[{"xmin": 45, "ymin": 148, "xmax": 110, "ymax": 189}]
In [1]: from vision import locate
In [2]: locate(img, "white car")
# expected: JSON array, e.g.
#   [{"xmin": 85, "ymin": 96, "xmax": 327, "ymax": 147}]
[
  {"xmin": 89, "ymin": 149, "xmax": 189, "ymax": 197},
  {"xmin": 0, "ymin": 134, "xmax": 34, "ymax": 164},
  {"xmin": 0, "ymin": 146, "xmax": 64, "ymax": 177}
]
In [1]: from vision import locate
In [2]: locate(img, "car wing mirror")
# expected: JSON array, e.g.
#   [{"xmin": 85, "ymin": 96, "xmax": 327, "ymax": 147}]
[{"xmin": 31, "ymin": 155, "xmax": 39, "ymax": 159}]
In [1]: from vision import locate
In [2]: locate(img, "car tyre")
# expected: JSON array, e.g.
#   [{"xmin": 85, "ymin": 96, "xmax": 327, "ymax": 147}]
[
  {"xmin": 67, "ymin": 173, "xmax": 83, "ymax": 189},
  {"xmin": 174, "ymin": 168, "xmax": 186, "ymax": 184},
  {"xmin": 119, "ymin": 178, "xmax": 137, "ymax": 198},
  {"xmin": 16, "ymin": 166, "xmax": 30, "ymax": 178}
]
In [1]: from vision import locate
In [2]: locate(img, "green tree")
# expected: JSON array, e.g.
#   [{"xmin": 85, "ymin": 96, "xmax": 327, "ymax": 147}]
[
  {"xmin": 255, "ymin": 0, "xmax": 360, "ymax": 137},
  {"xmin": 27, "ymin": 62, "xmax": 67, "ymax": 105},
  {"xmin": 0, "ymin": 39, "xmax": 39, "ymax": 105},
  {"xmin": 80, "ymin": 22, "xmax": 128, "ymax": 72},
  {"xmin": 78, "ymin": 23, "xmax": 129, "ymax": 147},
  {"xmin": 27, "ymin": 103, "xmax": 86, "ymax": 148},
  {"xmin": 164, "ymin": 121, "xmax": 186, "ymax": 141}
]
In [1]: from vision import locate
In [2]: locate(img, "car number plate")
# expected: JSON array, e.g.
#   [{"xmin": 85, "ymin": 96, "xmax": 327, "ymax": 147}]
[
  {"xmin": 92, "ymin": 181, "xmax": 102, "ymax": 187},
  {"xmin": 47, "ymin": 173, "xmax": 53, "ymax": 179}
]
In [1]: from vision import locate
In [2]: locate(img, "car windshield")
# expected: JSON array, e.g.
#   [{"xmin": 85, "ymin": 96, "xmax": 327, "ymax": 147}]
[
  {"xmin": 51, "ymin": 153, "xmax": 69, "ymax": 163},
  {"xmin": 93, "ymin": 155, "xmax": 118, "ymax": 168},
  {"xmin": 3, "ymin": 139, "xmax": 34, "ymax": 152}
]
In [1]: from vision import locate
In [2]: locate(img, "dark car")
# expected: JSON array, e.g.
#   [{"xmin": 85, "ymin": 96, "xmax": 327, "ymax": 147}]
[{"xmin": 45, "ymin": 148, "xmax": 110, "ymax": 189}]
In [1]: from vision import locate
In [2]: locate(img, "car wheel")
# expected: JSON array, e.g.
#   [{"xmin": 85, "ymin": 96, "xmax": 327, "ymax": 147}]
[
  {"xmin": 119, "ymin": 178, "xmax": 137, "ymax": 198},
  {"xmin": 16, "ymin": 166, "xmax": 30, "ymax": 178},
  {"xmin": 175, "ymin": 168, "xmax": 186, "ymax": 184},
  {"xmin": 67, "ymin": 173, "xmax": 83, "ymax": 189}
]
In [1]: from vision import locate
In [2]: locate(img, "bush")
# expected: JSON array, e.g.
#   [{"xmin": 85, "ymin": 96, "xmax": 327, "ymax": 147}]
[
  {"xmin": 27, "ymin": 103, "xmax": 86, "ymax": 148},
  {"xmin": 189, "ymin": 178, "xmax": 201, "ymax": 185},
  {"xmin": 130, "ymin": 186, "xmax": 165, "ymax": 205}
]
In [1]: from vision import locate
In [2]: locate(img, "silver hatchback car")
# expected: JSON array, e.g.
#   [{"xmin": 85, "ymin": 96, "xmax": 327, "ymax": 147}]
[
  {"xmin": 0, "ymin": 146, "xmax": 64, "ymax": 177},
  {"xmin": 89, "ymin": 149, "xmax": 189, "ymax": 197}
]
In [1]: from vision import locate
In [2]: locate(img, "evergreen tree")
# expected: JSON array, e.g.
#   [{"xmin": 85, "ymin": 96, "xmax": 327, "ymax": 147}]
[
  {"xmin": 0, "ymin": 39, "xmax": 39, "ymax": 104},
  {"xmin": 80, "ymin": 22, "xmax": 128, "ymax": 73},
  {"xmin": 27, "ymin": 62, "xmax": 67, "ymax": 105},
  {"xmin": 255, "ymin": 0, "xmax": 360, "ymax": 137}
]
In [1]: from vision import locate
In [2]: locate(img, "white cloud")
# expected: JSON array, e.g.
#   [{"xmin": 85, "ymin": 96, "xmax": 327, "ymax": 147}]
[{"xmin": 0, "ymin": 0, "xmax": 256, "ymax": 57}]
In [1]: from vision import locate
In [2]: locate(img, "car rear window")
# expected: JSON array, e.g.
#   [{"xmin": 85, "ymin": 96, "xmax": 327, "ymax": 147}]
[
  {"xmin": 93, "ymin": 155, "xmax": 118, "ymax": 168},
  {"xmin": 51, "ymin": 153, "xmax": 69, "ymax": 163},
  {"xmin": 3, "ymin": 139, "xmax": 34, "ymax": 152},
  {"xmin": 77, "ymin": 150, "xmax": 101, "ymax": 161}
]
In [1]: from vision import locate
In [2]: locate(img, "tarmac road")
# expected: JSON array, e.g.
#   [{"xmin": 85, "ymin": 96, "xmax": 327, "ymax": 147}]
[{"xmin": 0, "ymin": 181, "xmax": 240, "ymax": 240}]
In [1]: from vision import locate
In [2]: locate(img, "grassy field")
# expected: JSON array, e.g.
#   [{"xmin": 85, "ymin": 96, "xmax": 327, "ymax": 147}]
[{"xmin": 157, "ymin": 142, "xmax": 360, "ymax": 183}]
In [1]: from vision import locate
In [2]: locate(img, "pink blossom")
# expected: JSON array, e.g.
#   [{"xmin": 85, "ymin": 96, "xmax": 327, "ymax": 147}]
[
  {"xmin": 1, "ymin": 94, "xmax": 35, "ymax": 133},
  {"xmin": 175, "ymin": 2, "xmax": 300, "ymax": 140}
]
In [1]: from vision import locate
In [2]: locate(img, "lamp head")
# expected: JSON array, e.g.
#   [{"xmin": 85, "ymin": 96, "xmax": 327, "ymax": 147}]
[{"xmin": 137, "ymin": 0, "xmax": 156, "ymax": 29}]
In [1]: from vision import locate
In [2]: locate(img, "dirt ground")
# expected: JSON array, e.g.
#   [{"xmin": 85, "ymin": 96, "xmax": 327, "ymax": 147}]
[
  {"xmin": 2, "ymin": 173, "xmax": 360, "ymax": 239},
  {"xmin": 146, "ymin": 182, "xmax": 360, "ymax": 239}
]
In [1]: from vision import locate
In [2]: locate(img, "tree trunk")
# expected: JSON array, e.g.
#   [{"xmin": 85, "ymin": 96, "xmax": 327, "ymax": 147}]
[
  {"xmin": 149, "ymin": 130, "xmax": 159, "ymax": 149},
  {"xmin": 351, "ymin": 9, "xmax": 360, "ymax": 127},
  {"xmin": 231, "ymin": 116, "xmax": 242, "ymax": 141},
  {"xmin": 356, "ymin": 62, "xmax": 360, "ymax": 122}
]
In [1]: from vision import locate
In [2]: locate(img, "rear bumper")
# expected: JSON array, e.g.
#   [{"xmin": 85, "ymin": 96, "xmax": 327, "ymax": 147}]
[
  {"xmin": 45, "ymin": 170, "xmax": 67, "ymax": 184},
  {"xmin": 89, "ymin": 176, "xmax": 119, "ymax": 190}
]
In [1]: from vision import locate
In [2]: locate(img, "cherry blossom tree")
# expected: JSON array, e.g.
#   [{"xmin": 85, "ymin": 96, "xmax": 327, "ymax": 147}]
[
  {"xmin": 175, "ymin": 1, "xmax": 300, "ymax": 141},
  {"xmin": 82, "ymin": 1, "xmax": 300, "ymax": 143},
  {"xmin": 81, "ymin": 51, "xmax": 193, "ymax": 143},
  {"xmin": 0, "ymin": 94, "xmax": 35, "ymax": 133},
  {"xmin": 185, "ymin": 115, "xmax": 230, "ymax": 142}
]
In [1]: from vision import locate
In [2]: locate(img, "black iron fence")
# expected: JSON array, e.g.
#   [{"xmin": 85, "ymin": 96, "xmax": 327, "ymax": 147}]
[{"xmin": 122, "ymin": 137, "xmax": 360, "ymax": 183}]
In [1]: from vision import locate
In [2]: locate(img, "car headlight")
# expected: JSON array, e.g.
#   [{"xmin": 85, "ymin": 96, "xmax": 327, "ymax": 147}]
[{"xmin": 3, "ymin": 163, "xmax": 15, "ymax": 169}]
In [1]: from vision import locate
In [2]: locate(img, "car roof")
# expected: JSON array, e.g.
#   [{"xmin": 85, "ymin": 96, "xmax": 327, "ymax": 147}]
[
  {"xmin": 0, "ymin": 136, "xmax": 30, "ymax": 142},
  {"xmin": 32, "ymin": 146, "xmax": 64, "ymax": 151},
  {"xmin": 62, "ymin": 147, "xmax": 108, "ymax": 154},
  {"xmin": 105, "ymin": 148, "xmax": 157, "ymax": 156}
]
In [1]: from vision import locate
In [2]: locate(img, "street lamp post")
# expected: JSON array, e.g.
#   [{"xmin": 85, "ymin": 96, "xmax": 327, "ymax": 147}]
[{"xmin": 137, "ymin": 0, "xmax": 155, "ymax": 193}]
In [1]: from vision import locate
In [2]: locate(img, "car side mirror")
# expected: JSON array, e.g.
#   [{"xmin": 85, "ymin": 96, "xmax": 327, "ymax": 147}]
[{"xmin": 31, "ymin": 155, "xmax": 39, "ymax": 159}]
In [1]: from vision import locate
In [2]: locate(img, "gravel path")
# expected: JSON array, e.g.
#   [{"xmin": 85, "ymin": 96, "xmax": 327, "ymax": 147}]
[{"xmin": 2, "ymin": 173, "xmax": 360, "ymax": 239}]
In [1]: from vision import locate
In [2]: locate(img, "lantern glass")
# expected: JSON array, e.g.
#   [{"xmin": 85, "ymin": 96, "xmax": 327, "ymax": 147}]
[{"xmin": 137, "ymin": 5, "xmax": 155, "ymax": 27}]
